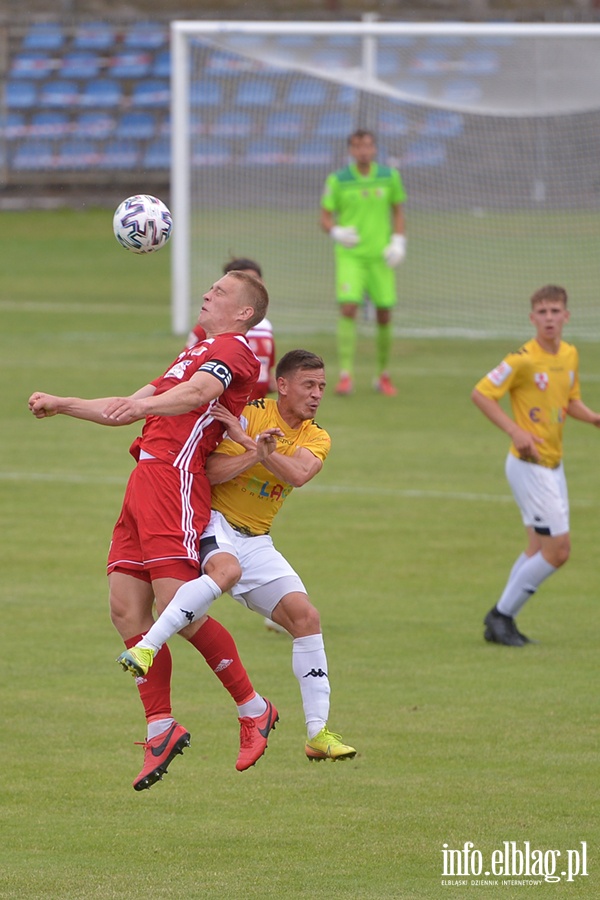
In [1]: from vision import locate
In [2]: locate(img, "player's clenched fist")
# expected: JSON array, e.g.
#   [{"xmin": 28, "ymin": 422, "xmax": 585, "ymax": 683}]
[{"xmin": 29, "ymin": 392, "xmax": 60, "ymax": 418}]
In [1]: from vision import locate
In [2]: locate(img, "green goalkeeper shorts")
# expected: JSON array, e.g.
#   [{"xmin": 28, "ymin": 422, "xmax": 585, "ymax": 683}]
[{"xmin": 335, "ymin": 253, "xmax": 397, "ymax": 309}]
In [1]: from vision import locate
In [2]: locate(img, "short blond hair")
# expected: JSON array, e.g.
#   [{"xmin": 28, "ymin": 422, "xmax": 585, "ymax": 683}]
[{"xmin": 530, "ymin": 285, "xmax": 568, "ymax": 309}]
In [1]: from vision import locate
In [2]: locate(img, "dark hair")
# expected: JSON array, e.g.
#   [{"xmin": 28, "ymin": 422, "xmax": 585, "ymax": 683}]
[
  {"xmin": 223, "ymin": 270, "xmax": 269, "ymax": 329},
  {"xmin": 530, "ymin": 285, "xmax": 568, "ymax": 308},
  {"xmin": 222, "ymin": 257, "xmax": 263, "ymax": 279},
  {"xmin": 348, "ymin": 129, "xmax": 376, "ymax": 145},
  {"xmin": 275, "ymin": 349, "xmax": 325, "ymax": 380}
]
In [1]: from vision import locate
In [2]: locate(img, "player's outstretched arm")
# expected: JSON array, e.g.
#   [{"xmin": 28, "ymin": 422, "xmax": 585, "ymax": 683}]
[{"xmin": 28, "ymin": 390, "xmax": 153, "ymax": 426}]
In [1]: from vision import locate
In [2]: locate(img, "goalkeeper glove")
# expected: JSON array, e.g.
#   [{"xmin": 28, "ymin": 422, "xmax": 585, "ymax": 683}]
[
  {"xmin": 330, "ymin": 225, "xmax": 359, "ymax": 249},
  {"xmin": 383, "ymin": 234, "xmax": 407, "ymax": 267}
]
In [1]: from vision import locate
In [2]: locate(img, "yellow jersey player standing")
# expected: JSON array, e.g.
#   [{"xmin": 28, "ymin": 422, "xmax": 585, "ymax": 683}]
[
  {"xmin": 320, "ymin": 129, "xmax": 407, "ymax": 397},
  {"xmin": 120, "ymin": 350, "xmax": 356, "ymax": 762},
  {"xmin": 472, "ymin": 285, "xmax": 600, "ymax": 646}
]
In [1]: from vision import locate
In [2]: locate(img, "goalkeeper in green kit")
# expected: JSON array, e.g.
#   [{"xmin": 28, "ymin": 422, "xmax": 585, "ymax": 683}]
[{"xmin": 320, "ymin": 129, "xmax": 407, "ymax": 397}]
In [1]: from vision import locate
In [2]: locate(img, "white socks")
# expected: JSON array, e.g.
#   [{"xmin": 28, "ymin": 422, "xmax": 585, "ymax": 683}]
[
  {"xmin": 138, "ymin": 575, "xmax": 222, "ymax": 652},
  {"xmin": 497, "ymin": 551, "xmax": 557, "ymax": 618},
  {"xmin": 292, "ymin": 634, "xmax": 330, "ymax": 739}
]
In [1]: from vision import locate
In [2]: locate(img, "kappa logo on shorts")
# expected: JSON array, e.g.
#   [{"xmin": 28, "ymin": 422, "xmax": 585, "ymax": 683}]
[{"xmin": 534, "ymin": 372, "xmax": 549, "ymax": 391}]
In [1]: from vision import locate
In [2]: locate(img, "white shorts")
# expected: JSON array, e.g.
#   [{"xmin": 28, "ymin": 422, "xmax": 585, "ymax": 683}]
[
  {"xmin": 505, "ymin": 453, "xmax": 569, "ymax": 537},
  {"xmin": 199, "ymin": 510, "xmax": 306, "ymax": 617}
]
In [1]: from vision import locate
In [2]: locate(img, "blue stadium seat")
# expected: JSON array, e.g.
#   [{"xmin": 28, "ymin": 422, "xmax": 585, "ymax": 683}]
[
  {"xmin": 23, "ymin": 23, "xmax": 65, "ymax": 51},
  {"xmin": 335, "ymin": 85, "xmax": 358, "ymax": 106},
  {"xmin": 410, "ymin": 50, "xmax": 449, "ymax": 75},
  {"xmin": 61, "ymin": 52, "xmax": 103, "ymax": 80},
  {"xmin": 191, "ymin": 138, "xmax": 232, "ymax": 166},
  {"xmin": 151, "ymin": 50, "xmax": 171, "ymax": 78},
  {"xmin": 143, "ymin": 137, "xmax": 170, "ymax": 169},
  {"xmin": 234, "ymin": 78, "xmax": 277, "ymax": 107},
  {"xmin": 6, "ymin": 80, "xmax": 38, "ymax": 109},
  {"xmin": 286, "ymin": 79, "xmax": 328, "ymax": 106},
  {"xmin": 244, "ymin": 139, "xmax": 291, "ymax": 166},
  {"xmin": 401, "ymin": 139, "xmax": 446, "ymax": 168},
  {"xmin": 124, "ymin": 22, "xmax": 167, "ymax": 50},
  {"xmin": 12, "ymin": 139, "xmax": 54, "ymax": 170},
  {"xmin": 73, "ymin": 112, "xmax": 116, "ymax": 139},
  {"xmin": 131, "ymin": 79, "xmax": 170, "ymax": 108},
  {"xmin": 210, "ymin": 112, "xmax": 255, "ymax": 137},
  {"xmin": 4, "ymin": 112, "xmax": 27, "ymax": 140},
  {"xmin": 73, "ymin": 22, "xmax": 115, "ymax": 51},
  {"xmin": 39, "ymin": 80, "xmax": 80, "ymax": 107},
  {"xmin": 115, "ymin": 112, "xmax": 156, "ymax": 139},
  {"xmin": 99, "ymin": 139, "xmax": 140, "ymax": 169},
  {"xmin": 54, "ymin": 138, "xmax": 101, "ymax": 170},
  {"xmin": 378, "ymin": 109, "xmax": 410, "ymax": 137},
  {"xmin": 80, "ymin": 79, "xmax": 123, "ymax": 108},
  {"xmin": 190, "ymin": 79, "xmax": 222, "ymax": 107},
  {"xmin": 316, "ymin": 111, "xmax": 354, "ymax": 138},
  {"xmin": 293, "ymin": 140, "xmax": 335, "ymax": 167},
  {"xmin": 108, "ymin": 52, "xmax": 152, "ymax": 80},
  {"xmin": 30, "ymin": 111, "xmax": 71, "ymax": 137},
  {"xmin": 308, "ymin": 50, "xmax": 353, "ymax": 70},
  {"xmin": 420, "ymin": 110, "xmax": 464, "ymax": 137},
  {"xmin": 10, "ymin": 52, "xmax": 55, "ymax": 79},
  {"xmin": 265, "ymin": 111, "xmax": 304, "ymax": 137}
]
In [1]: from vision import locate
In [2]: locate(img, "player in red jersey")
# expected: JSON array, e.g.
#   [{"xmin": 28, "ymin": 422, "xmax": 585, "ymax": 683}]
[
  {"xmin": 29, "ymin": 271, "xmax": 278, "ymax": 788},
  {"xmin": 187, "ymin": 257, "xmax": 276, "ymax": 401}
]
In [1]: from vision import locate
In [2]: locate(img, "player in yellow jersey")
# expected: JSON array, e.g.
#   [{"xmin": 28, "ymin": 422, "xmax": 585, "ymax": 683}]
[
  {"xmin": 120, "ymin": 350, "xmax": 356, "ymax": 762},
  {"xmin": 472, "ymin": 285, "xmax": 600, "ymax": 646}
]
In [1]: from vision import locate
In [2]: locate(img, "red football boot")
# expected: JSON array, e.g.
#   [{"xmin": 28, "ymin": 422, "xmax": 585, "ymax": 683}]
[
  {"xmin": 236, "ymin": 699, "xmax": 279, "ymax": 771},
  {"xmin": 133, "ymin": 722, "xmax": 191, "ymax": 791}
]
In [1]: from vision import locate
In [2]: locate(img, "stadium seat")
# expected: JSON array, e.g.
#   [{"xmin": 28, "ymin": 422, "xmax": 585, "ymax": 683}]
[
  {"xmin": 286, "ymin": 79, "xmax": 328, "ymax": 106},
  {"xmin": 377, "ymin": 49, "xmax": 403, "ymax": 78},
  {"xmin": 4, "ymin": 112, "xmax": 27, "ymax": 140},
  {"xmin": 151, "ymin": 50, "xmax": 171, "ymax": 79},
  {"xmin": 131, "ymin": 79, "xmax": 170, "ymax": 108},
  {"xmin": 142, "ymin": 137, "xmax": 170, "ymax": 169},
  {"xmin": 73, "ymin": 22, "xmax": 115, "ymax": 51},
  {"xmin": 335, "ymin": 85, "xmax": 358, "ymax": 106},
  {"xmin": 30, "ymin": 111, "xmax": 71, "ymax": 137},
  {"xmin": 22, "ymin": 23, "xmax": 65, "ymax": 51},
  {"xmin": 191, "ymin": 138, "xmax": 232, "ymax": 166},
  {"xmin": 99, "ymin": 139, "xmax": 140, "ymax": 169},
  {"xmin": 124, "ymin": 22, "xmax": 168, "ymax": 50},
  {"xmin": 12, "ymin": 139, "xmax": 54, "ymax": 170},
  {"xmin": 73, "ymin": 112, "xmax": 116, "ymax": 139},
  {"xmin": 61, "ymin": 52, "xmax": 103, "ymax": 80},
  {"xmin": 108, "ymin": 52, "xmax": 153, "ymax": 80},
  {"xmin": 6, "ymin": 80, "xmax": 37, "ymax": 109},
  {"xmin": 293, "ymin": 140, "xmax": 335, "ymax": 167},
  {"xmin": 210, "ymin": 112, "xmax": 255, "ymax": 137},
  {"xmin": 54, "ymin": 138, "xmax": 102, "ymax": 170},
  {"xmin": 190, "ymin": 79, "xmax": 222, "ymax": 107},
  {"xmin": 80, "ymin": 79, "xmax": 123, "ymax": 108},
  {"xmin": 10, "ymin": 52, "xmax": 55, "ymax": 79},
  {"xmin": 420, "ymin": 110, "xmax": 464, "ymax": 137},
  {"xmin": 234, "ymin": 78, "xmax": 277, "ymax": 107},
  {"xmin": 315, "ymin": 111, "xmax": 354, "ymax": 138},
  {"xmin": 244, "ymin": 139, "xmax": 291, "ymax": 166},
  {"xmin": 378, "ymin": 109, "xmax": 410, "ymax": 136},
  {"xmin": 115, "ymin": 112, "xmax": 156, "ymax": 140},
  {"xmin": 265, "ymin": 111, "xmax": 304, "ymax": 137},
  {"xmin": 410, "ymin": 50, "xmax": 450, "ymax": 75},
  {"xmin": 39, "ymin": 80, "xmax": 80, "ymax": 107},
  {"xmin": 401, "ymin": 138, "xmax": 446, "ymax": 168}
]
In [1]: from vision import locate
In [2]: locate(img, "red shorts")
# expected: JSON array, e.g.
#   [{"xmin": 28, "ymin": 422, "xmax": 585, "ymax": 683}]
[{"xmin": 107, "ymin": 458, "xmax": 211, "ymax": 581}]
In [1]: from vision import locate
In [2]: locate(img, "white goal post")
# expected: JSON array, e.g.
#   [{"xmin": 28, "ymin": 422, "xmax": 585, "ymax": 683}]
[{"xmin": 170, "ymin": 20, "xmax": 600, "ymax": 338}]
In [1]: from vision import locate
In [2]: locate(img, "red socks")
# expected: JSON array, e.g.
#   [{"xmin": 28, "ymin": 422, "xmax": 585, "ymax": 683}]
[
  {"xmin": 187, "ymin": 616, "xmax": 255, "ymax": 705},
  {"xmin": 125, "ymin": 634, "xmax": 172, "ymax": 722}
]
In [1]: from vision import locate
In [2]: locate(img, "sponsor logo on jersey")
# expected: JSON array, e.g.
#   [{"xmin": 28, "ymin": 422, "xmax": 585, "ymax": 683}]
[
  {"xmin": 534, "ymin": 372, "xmax": 549, "ymax": 391},
  {"xmin": 164, "ymin": 359, "xmax": 194, "ymax": 380},
  {"xmin": 190, "ymin": 345, "xmax": 208, "ymax": 357},
  {"xmin": 487, "ymin": 361, "xmax": 512, "ymax": 386}
]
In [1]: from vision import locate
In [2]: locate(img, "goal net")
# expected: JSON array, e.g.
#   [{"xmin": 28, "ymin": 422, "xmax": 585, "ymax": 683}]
[{"xmin": 170, "ymin": 21, "xmax": 600, "ymax": 339}]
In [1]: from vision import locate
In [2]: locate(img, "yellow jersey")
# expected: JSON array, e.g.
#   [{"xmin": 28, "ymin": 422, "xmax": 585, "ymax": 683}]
[
  {"xmin": 475, "ymin": 338, "xmax": 580, "ymax": 468},
  {"xmin": 210, "ymin": 398, "xmax": 331, "ymax": 535}
]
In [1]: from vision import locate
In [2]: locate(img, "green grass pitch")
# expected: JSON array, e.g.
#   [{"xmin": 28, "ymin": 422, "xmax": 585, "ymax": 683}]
[{"xmin": 1, "ymin": 209, "xmax": 599, "ymax": 898}]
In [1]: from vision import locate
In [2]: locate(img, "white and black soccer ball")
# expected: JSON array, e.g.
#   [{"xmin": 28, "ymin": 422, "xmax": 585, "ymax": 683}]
[{"xmin": 112, "ymin": 194, "xmax": 172, "ymax": 254}]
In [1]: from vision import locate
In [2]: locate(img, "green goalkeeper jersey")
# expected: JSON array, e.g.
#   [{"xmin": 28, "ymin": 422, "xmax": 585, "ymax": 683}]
[{"xmin": 321, "ymin": 161, "xmax": 406, "ymax": 258}]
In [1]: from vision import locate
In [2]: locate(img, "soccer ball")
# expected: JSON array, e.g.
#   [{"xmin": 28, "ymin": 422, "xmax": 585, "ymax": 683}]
[{"xmin": 112, "ymin": 194, "xmax": 172, "ymax": 254}]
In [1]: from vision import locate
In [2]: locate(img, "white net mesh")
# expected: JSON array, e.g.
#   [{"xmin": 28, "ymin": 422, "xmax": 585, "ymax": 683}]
[{"xmin": 177, "ymin": 25, "xmax": 600, "ymax": 338}]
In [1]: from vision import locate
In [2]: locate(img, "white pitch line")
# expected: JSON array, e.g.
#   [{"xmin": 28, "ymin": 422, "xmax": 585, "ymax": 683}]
[{"xmin": 1, "ymin": 470, "xmax": 594, "ymax": 507}]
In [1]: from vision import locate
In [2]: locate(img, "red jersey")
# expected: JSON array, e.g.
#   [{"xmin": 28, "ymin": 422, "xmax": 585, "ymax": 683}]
[
  {"xmin": 188, "ymin": 319, "xmax": 274, "ymax": 400},
  {"xmin": 135, "ymin": 333, "xmax": 259, "ymax": 473}
]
